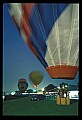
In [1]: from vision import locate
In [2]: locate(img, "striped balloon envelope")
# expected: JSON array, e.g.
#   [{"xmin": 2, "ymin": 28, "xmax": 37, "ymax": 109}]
[{"xmin": 9, "ymin": 3, "xmax": 79, "ymax": 79}]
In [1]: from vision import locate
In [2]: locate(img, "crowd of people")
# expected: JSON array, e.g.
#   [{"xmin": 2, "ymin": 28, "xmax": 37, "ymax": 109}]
[{"xmin": 58, "ymin": 90, "xmax": 69, "ymax": 98}]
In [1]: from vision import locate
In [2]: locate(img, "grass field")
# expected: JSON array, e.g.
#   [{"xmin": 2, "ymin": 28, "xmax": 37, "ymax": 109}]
[{"xmin": 3, "ymin": 96, "xmax": 78, "ymax": 116}]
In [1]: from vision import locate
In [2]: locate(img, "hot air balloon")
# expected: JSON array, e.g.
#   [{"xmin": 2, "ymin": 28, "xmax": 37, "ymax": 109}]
[
  {"xmin": 9, "ymin": 3, "xmax": 79, "ymax": 79},
  {"xmin": 18, "ymin": 78, "xmax": 28, "ymax": 93},
  {"xmin": 29, "ymin": 70, "xmax": 44, "ymax": 91}
]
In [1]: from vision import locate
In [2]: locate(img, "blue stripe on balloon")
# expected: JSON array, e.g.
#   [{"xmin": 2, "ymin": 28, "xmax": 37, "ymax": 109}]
[
  {"xmin": 57, "ymin": 4, "xmax": 69, "ymax": 16},
  {"xmin": 29, "ymin": 4, "xmax": 47, "ymax": 57},
  {"xmin": 37, "ymin": 3, "xmax": 54, "ymax": 37},
  {"xmin": 52, "ymin": 4, "xmax": 68, "ymax": 21},
  {"xmin": 29, "ymin": 38, "xmax": 48, "ymax": 68},
  {"xmin": 7, "ymin": 3, "xmax": 11, "ymax": 10},
  {"xmin": 29, "ymin": 3, "xmax": 68, "ymax": 67}
]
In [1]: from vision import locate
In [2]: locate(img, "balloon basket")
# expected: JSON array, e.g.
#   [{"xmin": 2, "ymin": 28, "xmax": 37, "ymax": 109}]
[{"xmin": 56, "ymin": 95, "xmax": 70, "ymax": 105}]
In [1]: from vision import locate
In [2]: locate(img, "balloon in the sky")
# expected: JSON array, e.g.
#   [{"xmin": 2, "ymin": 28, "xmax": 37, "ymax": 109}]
[
  {"xmin": 18, "ymin": 78, "xmax": 28, "ymax": 93},
  {"xmin": 9, "ymin": 3, "xmax": 79, "ymax": 79},
  {"xmin": 29, "ymin": 70, "xmax": 44, "ymax": 89}
]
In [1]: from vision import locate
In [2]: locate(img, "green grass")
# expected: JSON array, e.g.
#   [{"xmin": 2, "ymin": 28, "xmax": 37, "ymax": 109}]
[{"xmin": 3, "ymin": 97, "xmax": 78, "ymax": 116}]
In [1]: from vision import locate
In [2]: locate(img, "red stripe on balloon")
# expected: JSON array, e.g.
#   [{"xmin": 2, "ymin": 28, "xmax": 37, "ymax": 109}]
[
  {"xmin": 22, "ymin": 3, "xmax": 35, "ymax": 20},
  {"xmin": 26, "ymin": 39, "xmax": 38, "ymax": 56},
  {"xmin": 18, "ymin": 79, "xmax": 27, "ymax": 83},
  {"xmin": 21, "ymin": 3, "xmax": 35, "ymax": 38},
  {"xmin": 21, "ymin": 15, "xmax": 31, "ymax": 38},
  {"xmin": 21, "ymin": 3, "xmax": 38, "ymax": 57}
]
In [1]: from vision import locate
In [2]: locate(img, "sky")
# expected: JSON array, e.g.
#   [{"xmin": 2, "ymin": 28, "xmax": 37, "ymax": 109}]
[{"xmin": 3, "ymin": 3, "xmax": 79, "ymax": 93}]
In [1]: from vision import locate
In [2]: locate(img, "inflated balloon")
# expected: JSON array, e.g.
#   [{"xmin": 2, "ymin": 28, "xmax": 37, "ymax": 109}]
[
  {"xmin": 29, "ymin": 71, "xmax": 44, "ymax": 88},
  {"xmin": 9, "ymin": 3, "xmax": 79, "ymax": 79},
  {"xmin": 18, "ymin": 78, "xmax": 28, "ymax": 93}
]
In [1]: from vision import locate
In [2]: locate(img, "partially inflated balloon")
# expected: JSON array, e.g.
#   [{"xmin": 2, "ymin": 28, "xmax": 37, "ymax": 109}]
[{"xmin": 9, "ymin": 3, "xmax": 79, "ymax": 79}]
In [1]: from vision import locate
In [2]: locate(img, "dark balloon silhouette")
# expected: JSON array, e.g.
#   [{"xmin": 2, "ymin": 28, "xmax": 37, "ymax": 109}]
[{"xmin": 18, "ymin": 78, "xmax": 28, "ymax": 93}]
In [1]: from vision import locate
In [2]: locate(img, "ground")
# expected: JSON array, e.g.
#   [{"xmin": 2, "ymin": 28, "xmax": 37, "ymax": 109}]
[{"xmin": 3, "ymin": 96, "xmax": 78, "ymax": 116}]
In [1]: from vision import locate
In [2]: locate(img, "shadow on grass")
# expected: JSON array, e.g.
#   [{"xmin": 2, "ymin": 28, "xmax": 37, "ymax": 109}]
[
  {"xmin": 70, "ymin": 99, "xmax": 79, "ymax": 104},
  {"xmin": 4, "ymin": 95, "xmax": 29, "ymax": 101}
]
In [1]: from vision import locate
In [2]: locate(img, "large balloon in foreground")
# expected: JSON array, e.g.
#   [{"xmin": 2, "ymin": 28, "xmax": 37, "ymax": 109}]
[
  {"xmin": 29, "ymin": 71, "xmax": 44, "ymax": 88},
  {"xmin": 18, "ymin": 78, "xmax": 28, "ymax": 93},
  {"xmin": 9, "ymin": 3, "xmax": 79, "ymax": 79}
]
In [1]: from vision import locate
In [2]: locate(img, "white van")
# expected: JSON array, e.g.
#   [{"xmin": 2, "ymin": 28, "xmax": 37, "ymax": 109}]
[{"xmin": 67, "ymin": 90, "xmax": 79, "ymax": 100}]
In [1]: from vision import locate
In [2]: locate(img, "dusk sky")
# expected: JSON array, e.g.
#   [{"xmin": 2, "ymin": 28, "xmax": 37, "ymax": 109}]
[{"xmin": 3, "ymin": 3, "xmax": 79, "ymax": 93}]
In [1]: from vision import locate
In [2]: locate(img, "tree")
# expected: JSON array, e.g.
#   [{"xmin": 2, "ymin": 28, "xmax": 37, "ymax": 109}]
[
  {"xmin": 59, "ymin": 82, "xmax": 68, "ymax": 94},
  {"xmin": 68, "ymin": 84, "xmax": 78, "ymax": 91},
  {"xmin": 44, "ymin": 84, "xmax": 57, "ymax": 92},
  {"xmin": 77, "ymin": 82, "xmax": 79, "ymax": 90},
  {"xmin": 60, "ymin": 82, "xmax": 68, "ymax": 88},
  {"xmin": 26, "ymin": 89, "xmax": 34, "ymax": 93}
]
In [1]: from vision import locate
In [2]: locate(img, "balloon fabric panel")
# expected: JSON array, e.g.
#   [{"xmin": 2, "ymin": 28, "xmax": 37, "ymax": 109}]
[{"xmin": 9, "ymin": 3, "xmax": 79, "ymax": 79}]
